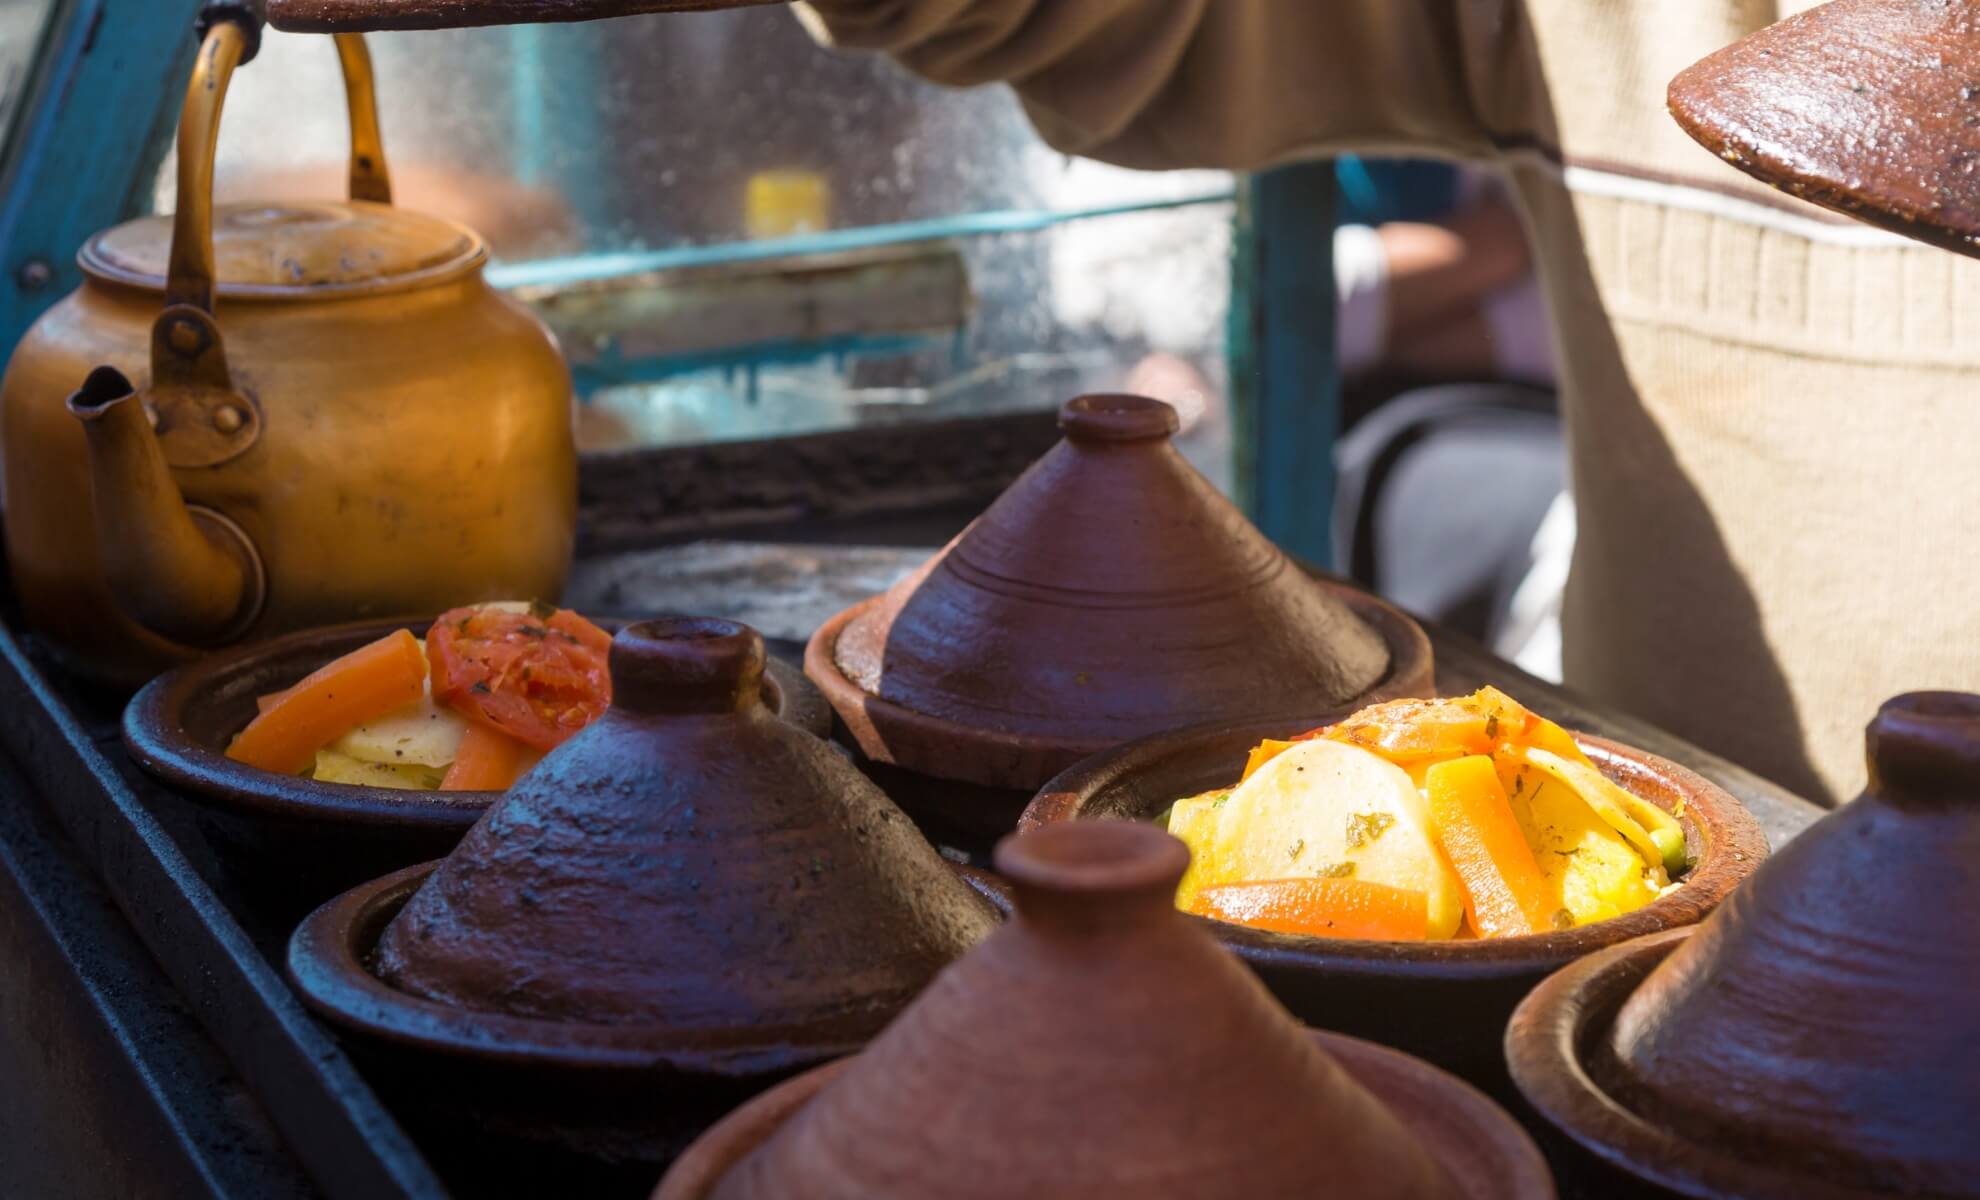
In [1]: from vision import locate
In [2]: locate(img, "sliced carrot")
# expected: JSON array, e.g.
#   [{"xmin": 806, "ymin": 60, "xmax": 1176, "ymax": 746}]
[
  {"xmin": 226, "ymin": 629, "xmax": 428, "ymax": 774},
  {"xmin": 1424, "ymin": 755, "xmax": 1559, "ymax": 938},
  {"xmin": 1521, "ymin": 712, "xmax": 1595, "ymax": 767},
  {"xmin": 1188, "ymin": 877, "xmax": 1430, "ymax": 941},
  {"xmin": 254, "ymin": 685, "xmax": 291, "ymax": 715},
  {"xmin": 1241, "ymin": 739, "xmax": 1296, "ymax": 782},
  {"xmin": 1315, "ymin": 688, "xmax": 1537, "ymax": 763},
  {"xmin": 439, "ymin": 722, "xmax": 534, "ymax": 791}
]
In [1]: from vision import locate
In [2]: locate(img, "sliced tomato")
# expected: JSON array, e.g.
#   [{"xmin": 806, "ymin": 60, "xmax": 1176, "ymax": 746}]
[{"xmin": 427, "ymin": 604, "xmax": 613, "ymax": 751}]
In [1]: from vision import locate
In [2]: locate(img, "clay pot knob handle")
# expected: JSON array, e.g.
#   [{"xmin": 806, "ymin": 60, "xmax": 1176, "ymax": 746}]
[
  {"xmin": 1866, "ymin": 691, "xmax": 1980, "ymax": 808},
  {"xmin": 610, "ymin": 617, "xmax": 764, "ymax": 715},
  {"xmin": 1058, "ymin": 394, "xmax": 1180, "ymax": 444},
  {"xmin": 993, "ymin": 821, "xmax": 1191, "ymax": 936}
]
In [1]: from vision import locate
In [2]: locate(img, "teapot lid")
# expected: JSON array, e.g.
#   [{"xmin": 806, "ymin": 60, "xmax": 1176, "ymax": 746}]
[{"xmin": 79, "ymin": 200, "xmax": 486, "ymax": 300}]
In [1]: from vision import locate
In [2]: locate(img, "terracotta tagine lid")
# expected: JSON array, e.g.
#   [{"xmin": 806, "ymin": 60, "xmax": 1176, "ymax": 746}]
[
  {"xmin": 806, "ymin": 394, "xmax": 1431, "ymax": 791},
  {"xmin": 1512, "ymin": 691, "xmax": 1980, "ymax": 1198},
  {"xmin": 1669, "ymin": 0, "xmax": 1980, "ymax": 256},
  {"xmin": 657, "ymin": 821, "xmax": 1553, "ymax": 1200},
  {"xmin": 374, "ymin": 616, "xmax": 996, "ymax": 1032}
]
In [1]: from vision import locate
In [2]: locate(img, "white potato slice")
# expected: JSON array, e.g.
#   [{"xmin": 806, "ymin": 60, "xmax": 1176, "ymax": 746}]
[
  {"xmin": 326, "ymin": 693, "xmax": 467, "ymax": 768},
  {"xmin": 311, "ymin": 748, "xmax": 446, "ymax": 790},
  {"xmin": 1166, "ymin": 788, "xmax": 1235, "ymax": 910},
  {"xmin": 1198, "ymin": 739, "xmax": 1465, "ymax": 938}
]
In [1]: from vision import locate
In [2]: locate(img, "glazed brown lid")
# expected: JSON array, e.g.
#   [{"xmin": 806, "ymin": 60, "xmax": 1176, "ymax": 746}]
[
  {"xmin": 268, "ymin": 0, "xmax": 786, "ymax": 32},
  {"xmin": 1600, "ymin": 692, "xmax": 1980, "ymax": 1196},
  {"xmin": 1669, "ymin": 0, "xmax": 1980, "ymax": 256},
  {"xmin": 817, "ymin": 394, "xmax": 1400, "ymax": 785},
  {"xmin": 702, "ymin": 821, "xmax": 1465, "ymax": 1200},
  {"xmin": 374, "ymin": 617, "xmax": 996, "ymax": 1032},
  {"xmin": 81, "ymin": 202, "xmax": 486, "ymax": 300}
]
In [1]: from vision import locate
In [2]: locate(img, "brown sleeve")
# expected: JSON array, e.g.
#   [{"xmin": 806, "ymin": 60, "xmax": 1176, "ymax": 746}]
[{"xmin": 795, "ymin": 0, "xmax": 1541, "ymax": 170}]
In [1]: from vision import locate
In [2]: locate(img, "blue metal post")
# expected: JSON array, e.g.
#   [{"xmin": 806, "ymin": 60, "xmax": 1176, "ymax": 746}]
[
  {"xmin": 1228, "ymin": 159, "xmax": 1338, "ymax": 566},
  {"xmin": 0, "ymin": 0, "xmax": 206, "ymax": 353}
]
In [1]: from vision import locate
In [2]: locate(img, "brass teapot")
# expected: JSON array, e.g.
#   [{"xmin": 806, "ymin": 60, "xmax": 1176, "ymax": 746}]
[{"xmin": 0, "ymin": 17, "xmax": 576, "ymax": 686}]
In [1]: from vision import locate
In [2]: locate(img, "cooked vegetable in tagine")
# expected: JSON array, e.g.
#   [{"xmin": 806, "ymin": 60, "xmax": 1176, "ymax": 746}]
[
  {"xmin": 1166, "ymin": 687, "xmax": 1689, "ymax": 942},
  {"xmin": 225, "ymin": 603, "xmax": 612, "ymax": 792}
]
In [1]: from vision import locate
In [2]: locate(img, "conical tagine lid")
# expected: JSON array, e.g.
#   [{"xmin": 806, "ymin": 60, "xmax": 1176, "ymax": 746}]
[
  {"xmin": 1669, "ymin": 0, "xmax": 1980, "ymax": 256},
  {"xmin": 700, "ymin": 821, "xmax": 1465, "ymax": 1200},
  {"xmin": 809, "ymin": 394, "xmax": 1427, "ymax": 790},
  {"xmin": 1603, "ymin": 692, "xmax": 1980, "ymax": 1196},
  {"xmin": 375, "ymin": 618, "xmax": 996, "ymax": 1043}
]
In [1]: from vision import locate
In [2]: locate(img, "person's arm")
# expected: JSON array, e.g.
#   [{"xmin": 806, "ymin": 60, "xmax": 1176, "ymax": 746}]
[{"xmin": 796, "ymin": 0, "xmax": 1543, "ymax": 171}]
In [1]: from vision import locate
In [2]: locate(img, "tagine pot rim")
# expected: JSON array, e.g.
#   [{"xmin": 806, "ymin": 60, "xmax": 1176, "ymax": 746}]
[
  {"xmin": 1022, "ymin": 724, "xmax": 1767, "ymax": 980},
  {"xmin": 125, "ymin": 614, "xmax": 831, "ymax": 831},
  {"xmin": 654, "ymin": 1026, "xmax": 1555, "ymax": 1200},
  {"xmin": 1505, "ymin": 926, "xmax": 1889, "ymax": 1200},
  {"xmin": 803, "ymin": 573, "xmax": 1435, "ymax": 792},
  {"xmin": 287, "ymin": 860, "xmax": 1009, "ymax": 1077}
]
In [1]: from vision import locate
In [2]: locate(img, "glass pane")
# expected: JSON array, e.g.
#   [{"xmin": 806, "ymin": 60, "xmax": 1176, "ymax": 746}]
[
  {"xmin": 153, "ymin": 8, "xmax": 1234, "ymax": 484},
  {"xmin": 179, "ymin": 9, "xmax": 1223, "ymax": 256},
  {"xmin": 0, "ymin": 0, "xmax": 55, "ymax": 143}
]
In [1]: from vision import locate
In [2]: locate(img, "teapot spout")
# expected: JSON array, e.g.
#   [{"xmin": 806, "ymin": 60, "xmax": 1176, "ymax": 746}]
[{"xmin": 68, "ymin": 366, "xmax": 263, "ymax": 645}]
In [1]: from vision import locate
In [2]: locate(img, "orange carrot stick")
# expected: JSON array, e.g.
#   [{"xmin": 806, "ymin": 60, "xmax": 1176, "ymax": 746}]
[
  {"xmin": 1188, "ymin": 878, "xmax": 1430, "ymax": 941},
  {"xmin": 439, "ymin": 722, "xmax": 533, "ymax": 791},
  {"xmin": 1241, "ymin": 739, "xmax": 1296, "ymax": 782},
  {"xmin": 227, "ymin": 629, "xmax": 428, "ymax": 774},
  {"xmin": 1425, "ymin": 755, "xmax": 1558, "ymax": 938},
  {"xmin": 254, "ymin": 684, "xmax": 293, "ymax": 715}
]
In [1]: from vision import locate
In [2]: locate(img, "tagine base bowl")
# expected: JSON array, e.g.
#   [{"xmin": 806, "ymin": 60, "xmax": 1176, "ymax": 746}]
[
  {"xmin": 806, "ymin": 576, "xmax": 1434, "ymax": 856},
  {"xmin": 1024, "ymin": 725, "xmax": 1766, "ymax": 1091},
  {"xmin": 125, "ymin": 616, "xmax": 828, "ymax": 906},
  {"xmin": 1508, "ymin": 927, "xmax": 1893, "ymax": 1200},
  {"xmin": 287, "ymin": 861, "xmax": 1005, "ymax": 1168}
]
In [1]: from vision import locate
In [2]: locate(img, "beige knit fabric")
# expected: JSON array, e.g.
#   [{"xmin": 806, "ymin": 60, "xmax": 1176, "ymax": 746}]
[{"xmin": 800, "ymin": 0, "xmax": 1980, "ymax": 806}]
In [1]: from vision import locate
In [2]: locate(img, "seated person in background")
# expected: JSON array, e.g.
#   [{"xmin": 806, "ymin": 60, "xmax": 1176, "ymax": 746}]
[
  {"xmin": 1336, "ymin": 168, "xmax": 1554, "ymax": 388},
  {"xmin": 797, "ymin": 0, "xmax": 1980, "ymax": 807}
]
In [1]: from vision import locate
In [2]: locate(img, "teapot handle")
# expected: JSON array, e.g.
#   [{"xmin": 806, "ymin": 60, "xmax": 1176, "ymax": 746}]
[
  {"xmin": 153, "ymin": 16, "xmax": 395, "ymax": 454},
  {"xmin": 333, "ymin": 32, "xmax": 394, "ymax": 204}
]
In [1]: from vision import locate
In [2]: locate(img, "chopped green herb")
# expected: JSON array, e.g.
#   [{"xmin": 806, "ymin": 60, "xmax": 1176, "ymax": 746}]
[
  {"xmin": 1210, "ymin": 793, "xmax": 1231, "ymax": 810},
  {"xmin": 1288, "ymin": 838, "xmax": 1306, "ymax": 861},
  {"xmin": 529, "ymin": 599, "xmax": 557, "ymax": 620},
  {"xmin": 470, "ymin": 680, "xmax": 492, "ymax": 695},
  {"xmin": 1317, "ymin": 861, "xmax": 1356, "ymax": 879},
  {"xmin": 519, "ymin": 624, "xmax": 547, "ymax": 639},
  {"xmin": 1486, "ymin": 714, "xmax": 1501, "ymax": 740},
  {"xmin": 1551, "ymin": 908, "xmax": 1576, "ymax": 930},
  {"xmin": 1344, "ymin": 811, "xmax": 1395, "ymax": 849}
]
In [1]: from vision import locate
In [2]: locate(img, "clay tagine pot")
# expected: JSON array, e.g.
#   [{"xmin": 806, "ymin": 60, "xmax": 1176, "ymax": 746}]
[
  {"xmin": 288, "ymin": 617, "xmax": 999, "ymax": 1163},
  {"xmin": 1669, "ymin": 0, "xmax": 1980, "ymax": 256},
  {"xmin": 805, "ymin": 393, "xmax": 1433, "ymax": 846},
  {"xmin": 1508, "ymin": 691, "xmax": 1980, "ymax": 1199},
  {"xmin": 655, "ymin": 821, "xmax": 1553, "ymax": 1200},
  {"xmin": 1023, "ymin": 714, "xmax": 1767, "ymax": 1091},
  {"xmin": 123, "ymin": 614, "xmax": 829, "ymax": 910}
]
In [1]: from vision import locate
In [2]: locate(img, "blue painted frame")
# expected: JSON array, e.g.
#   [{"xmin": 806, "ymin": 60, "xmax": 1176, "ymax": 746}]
[
  {"xmin": 1227, "ymin": 159, "xmax": 1338, "ymax": 565},
  {"xmin": 0, "ymin": 0, "xmax": 206, "ymax": 354}
]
